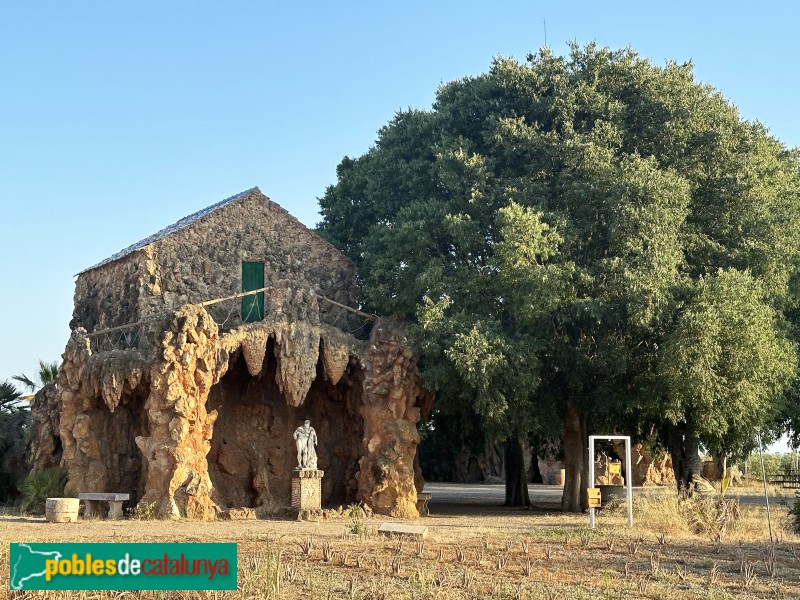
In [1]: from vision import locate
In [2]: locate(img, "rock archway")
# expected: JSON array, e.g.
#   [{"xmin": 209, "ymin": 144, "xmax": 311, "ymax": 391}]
[
  {"xmin": 206, "ymin": 337, "xmax": 364, "ymax": 512},
  {"xmin": 33, "ymin": 304, "xmax": 433, "ymax": 519}
]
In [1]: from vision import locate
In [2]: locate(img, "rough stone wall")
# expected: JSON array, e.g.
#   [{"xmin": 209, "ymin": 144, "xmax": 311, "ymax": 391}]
[
  {"xmin": 538, "ymin": 457, "xmax": 565, "ymax": 485},
  {"xmin": 70, "ymin": 253, "xmax": 147, "ymax": 332},
  {"xmin": 30, "ymin": 383, "xmax": 61, "ymax": 472},
  {"xmin": 55, "ymin": 329, "xmax": 152, "ymax": 505},
  {"xmin": 357, "ymin": 319, "xmax": 434, "ymax": 518},
  {"xmin": 71, "ymin": 188, "xmax": 361, "ymax": 336},
  {"xmin": 432, "ymin": 442, "xmax": 545, "ymax": 484},
  {"xmin": 608, "ymin": 441, "xmax": 676, "ymax": 486},
  {"xmin": 450, "ymin": 443, "xmax": 506, "ymax": 484}
]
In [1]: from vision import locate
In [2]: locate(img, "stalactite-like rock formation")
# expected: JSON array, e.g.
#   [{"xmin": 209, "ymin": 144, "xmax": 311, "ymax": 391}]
[
  {"xmin": 53, "ymin": 329, "xmax": 152, "ymax": 500},
  {"xmin": 274, "ymin": 322, "xmax": 321, "ymax": 407},
  {"xmin": 38, "ymin": 300, "xmax": 429, "ymax": 520},
  {"xmin": 320, "ymin": 326, "xmax": 352, "ymax": 385},
  {"xmin": 240, "ymin": 329, "xmax": 270, "ymax": 377}
]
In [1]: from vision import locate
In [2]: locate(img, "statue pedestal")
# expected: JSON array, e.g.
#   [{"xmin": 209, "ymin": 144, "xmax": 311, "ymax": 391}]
[{"xmin": 291, "ymin": 469, "xmax": 324, "ymax": 515}]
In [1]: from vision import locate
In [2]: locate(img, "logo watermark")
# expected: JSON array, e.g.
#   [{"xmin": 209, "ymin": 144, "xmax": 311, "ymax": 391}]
[{"xmin": 10, "ymin": 543, "xmax": 237, "ymax": 590}]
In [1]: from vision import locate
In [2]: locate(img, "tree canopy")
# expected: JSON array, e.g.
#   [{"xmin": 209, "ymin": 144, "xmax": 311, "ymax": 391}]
[{"xmin": 319, "ymin": 43, "xmax": 800, "ymax": 508}]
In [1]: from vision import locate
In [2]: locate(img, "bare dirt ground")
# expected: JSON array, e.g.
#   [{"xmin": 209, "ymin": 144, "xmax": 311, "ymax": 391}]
[{"xmin": 1, "ymin": 483, "xmax": 799, "ymax": 599}]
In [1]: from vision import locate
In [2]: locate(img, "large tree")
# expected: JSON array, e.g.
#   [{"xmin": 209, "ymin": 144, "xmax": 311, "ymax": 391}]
[
  {"xmin": 660, "ymin": 270, "xmax": 797, "ymax": 487},
  {"xmin": 319, "ymin": 44, "xmax": 800, "ymax": 509}
]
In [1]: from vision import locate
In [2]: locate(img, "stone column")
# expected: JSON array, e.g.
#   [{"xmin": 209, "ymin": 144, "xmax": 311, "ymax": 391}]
[
  {"xmin": 55, "ymin": 329, "xmax": 96, "ymax": 497},
  {"xmin": 357, "ymin": 319, "xmax": 433, "ymax": 518},
  {"xmin": 135, "ymin": 305, "xmax": 220, "ymax": 519},
  {"xmin": 291, "ymin": 469, "xmax": 324, "ymax": 518}
]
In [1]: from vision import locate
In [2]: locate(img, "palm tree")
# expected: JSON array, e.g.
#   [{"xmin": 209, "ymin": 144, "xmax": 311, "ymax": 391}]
[
  {"xmin": 0, "ymin": 380, "xmax": 32, "ymax": 503},
  {"xmin": 0, "ymin": 380, "xmax": 23, "ymax": 412},
  {"xmin": 12, "ymin": 360, "xmax": 59, "ymax": 393},
  {"xmin": 0, "ymin": 380, "xmax": 23, "ymax": 455}
]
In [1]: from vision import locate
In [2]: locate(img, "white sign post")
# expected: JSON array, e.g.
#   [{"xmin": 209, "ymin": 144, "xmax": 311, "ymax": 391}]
[{"xmin": 588, "ymin": 435, "xmax": 633, "ymax": 528}]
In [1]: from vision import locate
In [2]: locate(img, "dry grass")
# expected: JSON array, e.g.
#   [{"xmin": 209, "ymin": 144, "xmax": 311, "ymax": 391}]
[{"xmin": 1, "ymin": 488, "xmax": 799, "ymax": 599}]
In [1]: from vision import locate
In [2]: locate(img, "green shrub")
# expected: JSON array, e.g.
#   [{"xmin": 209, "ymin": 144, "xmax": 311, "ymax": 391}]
[
  {"xmin": 131, "ymin": 501, "xmax": 158, "ymax": 520},
  {"xmin": 0, "ymin": 472, "xmax": 21, "ymax": 504},
  {"xmin": 0, "ymin": 408, "xmax": 32, "ymax": 504},
  {"xmin": 18, "ymin": 467, "xmax": 68, "ymax": 515},
  {"xmin": 742, "ymin": 452, "xmax": 799, "ymax": 478},
  {"xmin": 682, "ymin": 476, "xmax": 741, "ymax": 541},
  {"xmin": 348, "ymin": 502, "xmax": 366, "ymax": 536}
]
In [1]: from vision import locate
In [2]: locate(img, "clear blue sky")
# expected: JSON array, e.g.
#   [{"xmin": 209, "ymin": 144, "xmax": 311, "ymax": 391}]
[{"xmin": 2, "ymin": 1, "xmax": 799, "ymax": 421}]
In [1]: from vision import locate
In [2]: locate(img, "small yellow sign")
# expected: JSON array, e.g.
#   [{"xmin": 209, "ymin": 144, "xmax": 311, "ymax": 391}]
[
  {"xmin": 609, "ymin": 462, "xmax": 622, "ymax": 476},
  {"xmin": 587, "ymin": 487, "xmax": 601, "ymax": 508}
]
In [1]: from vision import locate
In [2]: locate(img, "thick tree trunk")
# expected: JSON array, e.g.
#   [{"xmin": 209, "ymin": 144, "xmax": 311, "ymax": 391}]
[
  {"xmin": 668, "ymin": 423, "xmax": 687, "ymax": 490},
  {"xmin": 667, "ymin": 414, "xmax": 702, "ymax": 494},
  {"xmin": 580, "ymin": 410, "xmax": 589, "ymax": 507},
  {"xmin": 504, "ymin": 438, "xmax": 531, "ymax": 507},
  {"xmin": 561, "ymin": 401, "xmax": 588, "ymax": 512},
  {"xmin": 685, "ymin": 416, "xmax": 701, "ymax": 485}
]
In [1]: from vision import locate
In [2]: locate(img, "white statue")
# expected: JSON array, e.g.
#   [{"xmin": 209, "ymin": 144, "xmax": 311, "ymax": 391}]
[{"xmin": 293, "ymin": 419, "xmax": 318, "ymax": 470}]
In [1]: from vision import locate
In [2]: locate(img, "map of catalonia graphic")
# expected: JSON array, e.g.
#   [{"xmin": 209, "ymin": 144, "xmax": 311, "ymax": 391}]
[{"xmin": 10, "ymin": 543, "xmax": 63, "ymax": 590}]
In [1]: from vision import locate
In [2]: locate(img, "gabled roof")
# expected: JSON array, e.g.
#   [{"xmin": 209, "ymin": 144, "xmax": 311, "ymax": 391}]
[{"xmin": 78, "ymin": 187, "xmax": 258, "ymax": 275}]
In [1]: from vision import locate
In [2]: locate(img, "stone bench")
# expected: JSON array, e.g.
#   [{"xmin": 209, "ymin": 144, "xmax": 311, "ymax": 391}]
[
  {"xmin": 79, "ymin": 493, "xmax": 129, "ymax": 520},
  {"xmin": 416, "ymin": 492, "xmax": 432, "ymax": 516}
]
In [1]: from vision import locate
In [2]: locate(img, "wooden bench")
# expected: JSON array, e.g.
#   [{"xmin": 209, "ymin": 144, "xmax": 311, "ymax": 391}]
[
  {"xmin": 416, "ymin": 492, "xmax": 432, "ymax": 516},
  {"xmin": 79, "ymin": 493, "xmax": 130, "ymax": 520}
]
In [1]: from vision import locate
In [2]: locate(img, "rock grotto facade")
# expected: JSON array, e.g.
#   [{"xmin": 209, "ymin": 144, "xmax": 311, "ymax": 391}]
[{"xmin": 31, "ymin": 187, "xmax": 433, "ymax": 519}]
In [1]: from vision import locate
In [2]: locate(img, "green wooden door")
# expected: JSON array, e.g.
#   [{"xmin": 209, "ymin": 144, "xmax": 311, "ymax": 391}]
[{"xmin": 241, "ymin": 261, "xmax": 265, "ymax": 322}]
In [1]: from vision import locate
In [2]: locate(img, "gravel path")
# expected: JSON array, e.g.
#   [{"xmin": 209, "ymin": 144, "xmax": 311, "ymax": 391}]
[
  {"xmin": 425, "ymin": 482, "xmax": 563, "ymax": 505},
  {"xmin": 423, "ymin": 481, "xmax": 788, "ymax": 508}
]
